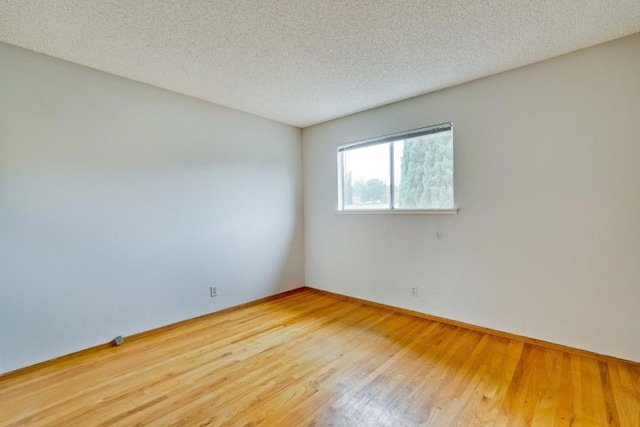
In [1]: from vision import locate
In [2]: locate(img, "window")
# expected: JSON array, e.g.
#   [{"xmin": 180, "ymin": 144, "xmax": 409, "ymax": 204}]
[{"xmin": 337, "ymin": 123, "xmax": 455, "ymax": 212}]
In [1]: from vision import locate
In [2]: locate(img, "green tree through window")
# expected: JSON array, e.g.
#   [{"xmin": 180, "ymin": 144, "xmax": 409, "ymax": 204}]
[{"xmin": 398, "ymin": 132, "xmax": 453, "ymax": 209}]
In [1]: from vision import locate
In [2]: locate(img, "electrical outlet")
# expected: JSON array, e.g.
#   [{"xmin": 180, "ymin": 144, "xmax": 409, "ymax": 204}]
[
  {"xmin": 411, "ymin": 286, "xmax": 418, "ymax": 297},
  {"xmin": 210, "ymin": 286, "xmax": 217, "ymax": 297}
]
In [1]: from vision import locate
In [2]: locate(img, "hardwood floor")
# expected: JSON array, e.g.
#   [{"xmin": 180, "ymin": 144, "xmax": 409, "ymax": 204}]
[{"xmin": 1, "ymin": 288, "xmax": 639, "ymax": 426}]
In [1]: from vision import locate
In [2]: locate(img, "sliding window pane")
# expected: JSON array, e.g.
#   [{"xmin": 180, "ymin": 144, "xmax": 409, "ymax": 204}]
[
  {"xmin": 395, "ymin": 130, "xmax": 454, "ymax": 209},
  {"xmin": 342, "ymin": 143, "xmax": 390, "ymax": 210}
]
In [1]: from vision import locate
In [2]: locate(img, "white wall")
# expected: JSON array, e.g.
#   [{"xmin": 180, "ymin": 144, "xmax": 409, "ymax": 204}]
[
  {"xmin": 0, "ymin": 42, "xmax": 304, "ymax": 374},
  {"xmin": 303, "ymin": 34, "xmax": 640, "ymax": 362}
]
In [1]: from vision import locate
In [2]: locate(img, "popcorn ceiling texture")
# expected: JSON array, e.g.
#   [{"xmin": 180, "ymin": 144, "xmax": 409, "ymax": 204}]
[{"xmin": 1, "ymin": 0, "xmax": 639, "ymax": 127}]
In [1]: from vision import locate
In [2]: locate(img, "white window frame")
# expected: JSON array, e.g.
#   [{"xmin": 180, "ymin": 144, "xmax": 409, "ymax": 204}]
[{"xmin": 337, "ymin": 122, "xmax": 458, "ymax": 214}]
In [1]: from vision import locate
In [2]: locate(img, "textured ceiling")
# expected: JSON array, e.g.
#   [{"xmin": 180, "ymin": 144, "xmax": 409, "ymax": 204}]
[{"xmin": 1, "ymin": 1, "xmax": 639, "ymax": 127}]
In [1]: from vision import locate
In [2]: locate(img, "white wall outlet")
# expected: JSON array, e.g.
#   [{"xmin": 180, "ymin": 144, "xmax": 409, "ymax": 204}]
[
  {"xmin": 210, "ymin": 286, "xmax": 217, "ymax": 297},
  {"xmin": 411, "ymin": 286, "xmax": 418, "ymax": 297}
]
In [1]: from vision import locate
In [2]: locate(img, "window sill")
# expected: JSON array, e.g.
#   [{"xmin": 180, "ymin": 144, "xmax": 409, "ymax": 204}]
[{"xmin": 336, "ymin": 208, "xmax": 459, "ymax": 215}]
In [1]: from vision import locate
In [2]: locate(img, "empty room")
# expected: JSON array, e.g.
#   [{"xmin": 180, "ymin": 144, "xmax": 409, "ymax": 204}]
[{"xmin": 1, "ymin": 1, "xmax": 639, "ymax": 425}]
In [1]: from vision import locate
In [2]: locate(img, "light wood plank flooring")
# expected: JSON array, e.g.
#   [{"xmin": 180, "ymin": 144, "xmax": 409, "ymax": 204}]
[{"xmin": 1, "ymin": 288, "xmax": 639, "ymax": 426}]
